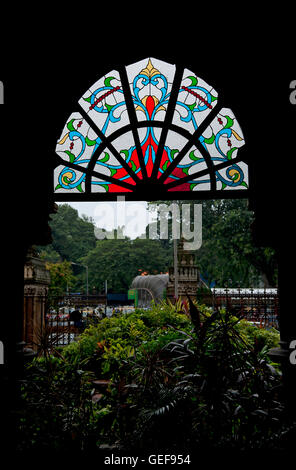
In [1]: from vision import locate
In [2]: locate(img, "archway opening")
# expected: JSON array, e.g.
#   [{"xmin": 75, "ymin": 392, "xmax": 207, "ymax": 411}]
[{"xmin": 19, "ymin": 57, "xmax": 289, "ymax": 454}]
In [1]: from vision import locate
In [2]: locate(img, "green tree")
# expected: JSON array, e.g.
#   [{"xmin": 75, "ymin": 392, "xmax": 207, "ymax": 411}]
[
  {"xmin": 41, "ymin": 204, "xmax": 96, "ymax": 263},
  {"xmin": 46, "ymin": 260, "xmax": 75, "ymax": 298},
  {"xmin": 149, "ymin": 199, "xmax": 278, "ymax": 287},
  {"xmin": 81, "ymin": 237, "xmax": 172, "ymax": 293},
  {"xmin": 197, "ymin": 199, "xmax": 277, "ymax": 287}
]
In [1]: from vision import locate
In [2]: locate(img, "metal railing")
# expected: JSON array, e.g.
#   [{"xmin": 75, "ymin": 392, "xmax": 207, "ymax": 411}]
[
  {"xmin": 44, "ymin": 295, "xmax": 134, "ymax": 347},
  {"xmin": 205, "ymin": 287, "xmax": 279, "ymax": 329},
  {"xmin": 45, "ymin": 299, "xmax": 105, "ymax": 347}
]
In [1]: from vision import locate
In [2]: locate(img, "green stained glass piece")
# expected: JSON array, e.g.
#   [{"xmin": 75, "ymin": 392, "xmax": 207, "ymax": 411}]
[
  {"xmin": 85, "ymin": 136, "xmax": 97, "ymax": 146},
  {"xmin": 240, "ymin": 181, "xmax": 248, "ymax": 188},
  {"xmin": 105, "ymin": 103, "xmax": 114, "ymax": 113},
  {"xmin": 98, "ymin": 152, "xmax": 110, "ymax": 163},
  {"xmin": 171, "ymin": 149, "xmax": 179, "ymax": 159},
  {"xmin": 189, "ymin": 150, "xmax": 201, "ymax": 161},
  {"xmin": 104, "ymin": 76, "xmax": 116, "ymax": 87},
  {"xmin": 224, "ymin": 115, "xmax": 234, "ymax": 129},
  {"xmin": 120, "ymin": 149, "xmax": 129, "ymax": 160},
  {"xmin": 67, "ymin": 119, "xmax": 76, "ymax": 132},
  {"xmin": 64, "ymin": 150, "xmax": 76, "ymax": 163},
  {"xmin": 83, "ymin": 95, "xmax": 91, "ymax": 103},
  {"xmin": 204, "ymin": 134, "xmax": 215, "ymax": 145},
  {"xmin": 187, "ymin": 76, "xmax": 198, "ymax": 86},
  {"xmin": 226, "ymin": 147, "xmax": 237, "ymax": 160},
  {"xmin": 162, "ymin": 160, "xmax": 169, "ymax": 171}
]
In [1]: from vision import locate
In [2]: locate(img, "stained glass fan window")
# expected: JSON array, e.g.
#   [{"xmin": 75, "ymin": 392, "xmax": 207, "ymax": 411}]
[{"xmin": 54, "ymin": 58, "xmax": 248, "ymax": 198}]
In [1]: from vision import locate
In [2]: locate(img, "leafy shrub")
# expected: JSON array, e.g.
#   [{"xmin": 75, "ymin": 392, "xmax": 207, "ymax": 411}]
[
  {"xmin": 17, "ymin": 300, "xmax": 292, "ymax": 453},
  {"xmin": 237, "ymin": 319, "xmax": 280, "ymax": 350}
]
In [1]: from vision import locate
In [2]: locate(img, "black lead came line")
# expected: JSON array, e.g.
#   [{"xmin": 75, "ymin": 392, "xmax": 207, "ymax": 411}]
[
  {"xmin": 54, "ymin": 153, "xmax": 135, "ymax": 193},
  {"xmin": 157, "ymin": 101, "xmax": 223, "ymax": 185},
  {"xmin": 164, "ymin": 153, "xmax": 248, "ymax": 191},
  {"xmin": 119, "ymin": 65, "xmax": 148, "ymax": 181},
  {"xmin": 150, "ymin": 64, "xmax": 185, "ymax": 181},
  {"xmin": 78, "ymin": 107, "xmax": 141, "ymax": 186}
]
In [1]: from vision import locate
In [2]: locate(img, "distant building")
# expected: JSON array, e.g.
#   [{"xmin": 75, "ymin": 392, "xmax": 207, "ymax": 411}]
[
  {"xmin": 130, "ymin": 274, "xmax": 169, "ymax": 308},
  {"xmin": 130, "ymin": 239, "xmax": 201, "ymax": 308},
  {"xmin": 166, "ymin": 238, "xmax": 201, "ymax": 303}
]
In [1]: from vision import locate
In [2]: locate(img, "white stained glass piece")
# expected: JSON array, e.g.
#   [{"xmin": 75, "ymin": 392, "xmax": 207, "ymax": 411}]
[
  {"xmin": 55, "ymin": 112, "xmax": 101, "ymax": 168},
  {"xmin": 54, "ymin": 164, "xmax": 85, "ymax": 193},
  {"xmin": 200, "ymin": 108, "xmax": 245, "ymax": 165},
  {"xmin": 216, "ymin": 161, "xmax": 248, "ymax": 190},
  {"xmin": 173, "ymin": 68, "xmax": 218, "ymax": 133},
  {"xmin": 190, "ymin": 176, "xmax": 211, "ymax": 191},
  {"xmin": 78, "ymin": 70, "xmax": 129, "ymax": 137},
  {"xmin": 126, "ymin": 57, "xmax": 176, "ymax": 122},
  {"xmin": 91, "ymin": 177, "xmax": 110, "ymax": 193}
]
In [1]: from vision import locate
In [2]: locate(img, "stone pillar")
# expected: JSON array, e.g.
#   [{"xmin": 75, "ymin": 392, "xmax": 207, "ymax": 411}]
[
  {"xmin": 23, "ymin": 248, "xmax": 51, "ymax": 352},
  {"xmin": 167, "ymin": 238, "xmax": 200, "ymax": 303}
]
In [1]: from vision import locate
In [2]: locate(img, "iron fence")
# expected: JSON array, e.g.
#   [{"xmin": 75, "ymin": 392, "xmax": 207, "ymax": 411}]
[
  {"xmin": 44, "ymin": 296, "xmax": 106, "ymax": 348},
  {"xmin": 44, "ymin": 296, "xmax": 134, "ymax": 348},
  {"xmin": 24, "ymin": 288, "xmax": 280, "ymax": 353},
  {"xmin": 206, "ymin": 287, "xmax": 279, "ymax": 329}
]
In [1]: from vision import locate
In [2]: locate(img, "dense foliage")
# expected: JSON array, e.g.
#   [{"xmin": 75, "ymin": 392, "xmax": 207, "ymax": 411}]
[
  {"xmin": 157, "ymin": 199, "xmax": 278, "ymax": 287},
  {"xmin": 17, "ymin": 301, "xmax": 295, "ymax": 454},
  {"xmin": 38, "ymin": 200, "xmax": 278, "ymax": 294},
  {"xmin": 81, "ymin": 238, "xmax": 171, "ymax": 293},
  {"xmin": 45, "ymin": 260, "xmax": 76, "ymax": 298}
]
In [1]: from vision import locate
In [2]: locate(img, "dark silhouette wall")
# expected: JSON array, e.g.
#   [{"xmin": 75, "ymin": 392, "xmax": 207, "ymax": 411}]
[{"xmin": 1, "ymin": 27, "xmax": 295, "ymax": 458}]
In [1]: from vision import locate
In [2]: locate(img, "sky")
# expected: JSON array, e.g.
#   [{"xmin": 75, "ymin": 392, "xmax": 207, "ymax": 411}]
[{"xmin": 57, "ymin": 201, "xmax": 157, "ymax": 239}]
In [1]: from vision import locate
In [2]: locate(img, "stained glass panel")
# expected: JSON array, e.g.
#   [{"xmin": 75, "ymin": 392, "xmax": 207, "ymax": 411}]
[
  {"xmin": 200, "ymin": 108, "xmax": 245, "ymax": 166},
  {"xmin": 92, "ymin": 145, "xmax": 137, "ymax": 189},
  {"xmin": 54, "ymin": 58, "xmax": 248, "ymax": 197},
  {"xmin": 126, "ymin": 58, "xmax": 175, "ymax": 122},
  {"xmin": 54, "ymin": 164, "xmax": 86, "ymax": 193},
  {"xmin": 54, "ymin": 113, "xmax": 136, "ymax": 193},
  {"xmin": 55, "ymin": 112, "xmax": 101, "ymax": 162},
  {"xmin": 78, "ymin": 70, "xmax": 129, "ymax": 137},
  {"xmin": 163, "ymin": 130, "xmax": 207, "ymax": 185},
  {"xmin": 172, "ymin": 68, "xmax": 218, "ymax": 133},
  {"xmin": 215, "ymin": 161, "xmax": 248, "ymax": 190}
]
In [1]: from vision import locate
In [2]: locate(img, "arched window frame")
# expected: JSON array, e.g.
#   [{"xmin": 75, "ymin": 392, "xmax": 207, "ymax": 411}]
[{"xmin": 53, "ymin": 58, "xmax": 249, "ymax": 202}]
